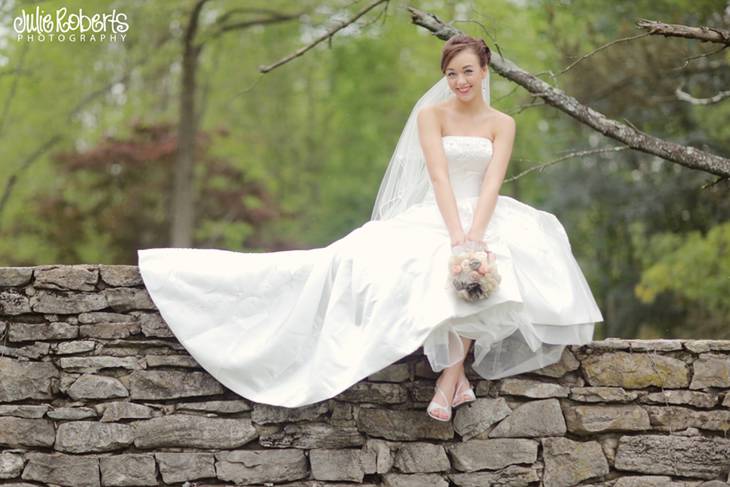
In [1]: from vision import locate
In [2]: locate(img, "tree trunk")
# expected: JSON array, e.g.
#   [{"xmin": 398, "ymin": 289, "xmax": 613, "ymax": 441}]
[{"xmin": 170, "ymin": 2, "xmax": 206, "ymax": 247}]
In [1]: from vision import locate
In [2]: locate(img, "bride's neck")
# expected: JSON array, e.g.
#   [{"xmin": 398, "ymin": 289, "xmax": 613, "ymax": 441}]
[{"xmin": 451, "ymin": 97, "xmax": 488, "ymax": 115}]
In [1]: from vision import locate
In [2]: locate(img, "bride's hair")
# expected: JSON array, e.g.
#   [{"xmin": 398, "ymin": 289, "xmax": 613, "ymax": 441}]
[{"xmin": 440, "ymin": 34, "xmax": 492, "ymax": 73}]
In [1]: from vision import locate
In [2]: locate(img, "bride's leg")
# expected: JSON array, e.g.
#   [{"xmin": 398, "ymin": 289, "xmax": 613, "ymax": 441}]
[
  {"xmin": 454, "ymin": 336, "xmax": 475, "ymax": 400},
  {"xmin": 429, "ymin": 335, "xmax": 474, "ymax": 419},
  {"xmin": 459, "ymin": 336, "xmax": 474, "ymax": 361}
]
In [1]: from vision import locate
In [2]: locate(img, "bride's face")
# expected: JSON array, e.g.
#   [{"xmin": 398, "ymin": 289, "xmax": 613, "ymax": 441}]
[{"xmin": 444, "ymin": 49, "xmax": 487, "ymax": 101}]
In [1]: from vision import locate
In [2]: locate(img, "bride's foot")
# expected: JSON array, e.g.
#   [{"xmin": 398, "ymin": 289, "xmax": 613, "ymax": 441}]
[
  {"xmin": 452, "ymin": 371, "xmax": 476, "ymax": 408},
  {"xmin": 427, "ymin": 384, "xmax": 452, "ymax": 421},
  {"xmin": 427, "ymin": 372, "xmax": 457, "ymax": 421}
]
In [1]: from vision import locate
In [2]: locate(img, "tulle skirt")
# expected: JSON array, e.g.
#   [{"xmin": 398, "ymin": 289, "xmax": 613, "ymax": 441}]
[{"xmin": 137, "ymin": 194, "xmax": 603, "ymax": 407}]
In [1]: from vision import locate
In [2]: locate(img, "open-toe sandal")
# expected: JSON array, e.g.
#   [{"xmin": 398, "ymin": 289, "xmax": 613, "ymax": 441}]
[
  {"xmin": 427, "ymin": 384, "xmax": 452, "ymax": 421},
  {"xmin": 452, "ymin": 376, "xmax": 476, "ymax": 408}
]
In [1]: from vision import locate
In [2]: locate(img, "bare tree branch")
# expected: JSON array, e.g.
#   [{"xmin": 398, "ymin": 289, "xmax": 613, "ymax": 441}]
[
  {"xmin": 408, "ymin": 6, "xmax": 730, "ymax": 178},
  {"xmin": 258, "ymin": 0, "xmax": 389, "ymax": 73},
  {"xmin": 559, "ymin": 31, "xmax": 650, "ymax": 76},
  {"xmin": 636, "ymin": 19, "xmax": 730, "ymax": 45},
  {"xmin": 198, "ymin": 7, "xmax": 307, "ymax": 46},
  {"xmin": 675, "ymin": 85, "xmax": 730, "ymax": 105},
  {"xmin": 506, "ymin": 99, "xmax": 546, "ymax": 115},
  {"xmin": 671, "ymin": 43, "xmax": 729, "ymax": 71},
  {"xmin": 700, "ymin": 175, "xmax": 728, "ymax": 189},
  {"xmin": 358, "ymin": 0, "xmax": 391, "ymax": 29},
  {"xmin": 208, "ymin": 12, "xmax": 304, "ymax": 41},
  {"xmin": 674, "ymin": 77, "xmax": 730, "ymax": 105},
  {"xmin": 214, "ymin": 7, "xmax": 295, "ymax": 26},
  {"xmin": 504, "ymin": 146, "xmax": 631, "ymax": 183},
  {"xmin": 186, "ymin": 0, "xmax": 211, "ymax": 53}
]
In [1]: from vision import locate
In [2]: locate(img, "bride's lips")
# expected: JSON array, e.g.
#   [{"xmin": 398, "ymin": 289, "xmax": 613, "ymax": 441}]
[{"xmin": 457, "ymin": 86, "xmax": 471, "ymax": 95}]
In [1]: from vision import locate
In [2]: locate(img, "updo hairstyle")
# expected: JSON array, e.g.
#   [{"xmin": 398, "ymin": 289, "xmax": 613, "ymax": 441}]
[{"xmin": 440, "ymin": 34, "xmax": 491, "ymax": 74}]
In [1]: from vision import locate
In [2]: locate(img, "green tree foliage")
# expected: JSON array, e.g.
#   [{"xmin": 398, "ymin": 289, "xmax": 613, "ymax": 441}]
[{"xmin": 633, "ymin": 222, "xmax": 730, "ymax": 338}]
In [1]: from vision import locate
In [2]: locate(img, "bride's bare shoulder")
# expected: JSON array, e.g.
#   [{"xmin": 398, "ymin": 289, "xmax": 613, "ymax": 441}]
[
  {"xmin": 430, "ymin": 100, "xmax": 450, "ymax": 118},
  {"xmin": 486, "ymin": 107, "xmax": 516, "ymax": 135},
  {"xmin": 418, "ymin": 102, "xmax": 449, "ymax": 129},
  {"xmin": 493, "ymin": 109, "xmax": 517, "ymax": 132},
  {"xmin": 416, "ymin": 104, "xmax": 439, "ymax": 129},
  {"xmin": 486, "ymin": 106, "xmax": 514, "ymax": 123}
]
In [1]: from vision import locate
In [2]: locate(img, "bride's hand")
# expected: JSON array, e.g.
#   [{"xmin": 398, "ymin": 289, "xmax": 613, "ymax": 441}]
[
  {"xmin": 465, "ymin": 230, "xmax": 487, "ymax": 250},
  {"xmin": 450, "ymin": 231, "xmax": 467, "ymax": 248}
]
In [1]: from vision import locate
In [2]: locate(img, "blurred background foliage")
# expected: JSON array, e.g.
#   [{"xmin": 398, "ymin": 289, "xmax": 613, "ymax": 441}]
[{"xmin": 0, "ymin": 0, "xmax": 728, "ymax": 339}]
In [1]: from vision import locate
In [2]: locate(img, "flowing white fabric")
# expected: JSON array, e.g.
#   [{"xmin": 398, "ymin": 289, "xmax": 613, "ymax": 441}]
[{"xmin": 137, "ymin": 135, "xmax": 603, "ymax": 407}]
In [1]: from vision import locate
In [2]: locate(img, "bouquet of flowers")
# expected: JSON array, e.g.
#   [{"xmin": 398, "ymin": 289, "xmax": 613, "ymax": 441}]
[{"xmin": 449, "ymin": 240, "xmax": 501, "ymax": 303}]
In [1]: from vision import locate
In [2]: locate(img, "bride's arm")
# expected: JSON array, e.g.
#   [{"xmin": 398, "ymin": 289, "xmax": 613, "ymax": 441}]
[
  {"xmin": 417, "ymin": 106, "xmax": 466, "ymax": 245},
  {"xmin": 467, "ymin": 114, "xmax": 516, "ymax": 241}
]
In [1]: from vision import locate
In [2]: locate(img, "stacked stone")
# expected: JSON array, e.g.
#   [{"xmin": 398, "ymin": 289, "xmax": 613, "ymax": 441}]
[{"xmin": 0, "ymin": 264, "xmax": 729, "ymax": 486}]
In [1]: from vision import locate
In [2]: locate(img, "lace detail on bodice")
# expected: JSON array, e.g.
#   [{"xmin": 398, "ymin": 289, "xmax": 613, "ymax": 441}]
[{"xmin": 423, "ymin": 136, "xmax": 493, "ymax": 202}]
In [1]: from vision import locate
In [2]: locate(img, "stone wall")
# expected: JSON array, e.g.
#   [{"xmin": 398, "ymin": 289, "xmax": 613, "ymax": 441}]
[{"xmin": 1, "ymin": 264, "xmax": 729, "ymax": 487}]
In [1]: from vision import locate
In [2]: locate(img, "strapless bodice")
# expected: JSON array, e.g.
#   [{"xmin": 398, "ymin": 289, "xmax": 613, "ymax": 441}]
[{"xmin": 422, "ymin": 135, "xmax": 493, "ymax": 202}]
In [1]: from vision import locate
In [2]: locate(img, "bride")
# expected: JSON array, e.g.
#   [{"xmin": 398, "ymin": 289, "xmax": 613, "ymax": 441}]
[
  {"xmin": 137, "ymin": 34, "xmax": 603, "ymax": 421},
  {"xmin": 415, "ymin": 35, "xmax": 520, "ymax": 420}
]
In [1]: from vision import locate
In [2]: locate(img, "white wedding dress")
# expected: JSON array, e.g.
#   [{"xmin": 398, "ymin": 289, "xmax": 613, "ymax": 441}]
[{"xmin": 138, "ymin": 135, "xmax": 603, "ymax": 407}]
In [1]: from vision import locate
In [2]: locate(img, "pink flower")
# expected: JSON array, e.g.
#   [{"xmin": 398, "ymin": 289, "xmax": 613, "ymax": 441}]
[
  {"xmin": 478, "ymin": 263, "xmax": 489, "ymax": 275},
  {"xmin": 451, "ymin": 264, "xmax": 462, "ymax": 275}
]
